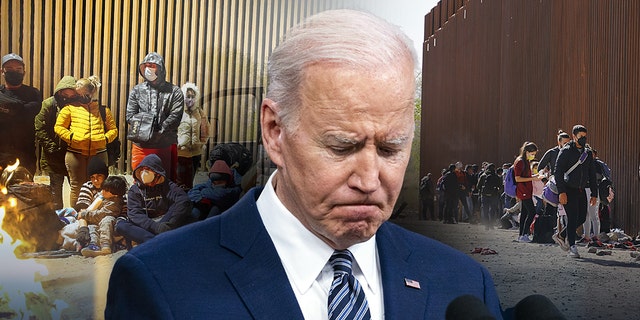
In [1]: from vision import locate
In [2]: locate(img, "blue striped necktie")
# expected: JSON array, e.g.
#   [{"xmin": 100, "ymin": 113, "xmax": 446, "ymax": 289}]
[{"xmin": 328, "ymin": 250, "xmax": 371, "ymax": 320}]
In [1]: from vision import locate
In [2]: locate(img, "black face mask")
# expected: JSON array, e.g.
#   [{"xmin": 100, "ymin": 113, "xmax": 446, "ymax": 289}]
[
  {"xmin": 4, "ymin": 71, "xmax": 24, "ymax": 86},
  {"xmin": 577, "ymin": 136, "xmax": 587, "ymax": 147},
  {"xmin": 78, "ymin": 95, "xmax": 92, "ymax": 104},
  {"xmin": 54, "ymin": 93, "xmax": 79, "ymax": 106}
]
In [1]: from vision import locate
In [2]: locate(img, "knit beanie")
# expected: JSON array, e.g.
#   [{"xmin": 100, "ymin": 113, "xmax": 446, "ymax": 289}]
[{"xmin": 87, "ymin": 157, "xmax": 109, "ymax": 177}]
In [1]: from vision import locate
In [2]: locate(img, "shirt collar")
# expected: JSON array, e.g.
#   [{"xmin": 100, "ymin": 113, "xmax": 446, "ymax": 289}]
[{"xmin": 257, "ymin": 171, "xmax": 378, "ymax": 295}]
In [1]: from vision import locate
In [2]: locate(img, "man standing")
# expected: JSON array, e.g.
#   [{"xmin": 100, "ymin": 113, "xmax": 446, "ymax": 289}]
[
  {"xmin": 538, "ymin": 130, "xmax": 571, "ymax": 175},
  {"xmin": 106, "ymin": 10, "xmax": 503, "ymax": 319},
  {"xmin": 555, "ymin": 125, "xmax": 598, "ymax": 258},
  {"xmin": 34, "ymin": 76, "xmax": 77, "ymax": 209},
  {"xmin": 0, "ymin": 53, "xmax": 42, "ymax": 174},
  {"xmin": 419, "ymin": 173, "xmax": 435, "ymax": 220},
  {"xmin": 126, "ymin": 52, "xmax": 183, "ymax": 180}
]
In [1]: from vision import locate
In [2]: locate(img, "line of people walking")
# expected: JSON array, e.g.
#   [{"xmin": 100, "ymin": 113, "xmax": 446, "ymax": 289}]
[{"xmin": 422, "ymin": 125, "xmax": 615, "ymax": 259}]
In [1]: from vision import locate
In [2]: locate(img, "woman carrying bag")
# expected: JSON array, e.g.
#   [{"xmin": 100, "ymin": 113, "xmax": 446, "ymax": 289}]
[{"xmin": 54, "ymin": 75, "xmax": 118, "ymax": 206}]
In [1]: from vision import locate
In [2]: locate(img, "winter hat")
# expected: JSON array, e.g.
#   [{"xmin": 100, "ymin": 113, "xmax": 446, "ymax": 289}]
[
  {"xmin": 209, "ymin": 160, "xmax": 233, "ymax": 185},
  {"xmin": 87, "ymin": 157, "xmax": 109, "ymax": 177},
  {"xmin": 2, "ymin": 53, "xmax": 24, "ymax": 67}
]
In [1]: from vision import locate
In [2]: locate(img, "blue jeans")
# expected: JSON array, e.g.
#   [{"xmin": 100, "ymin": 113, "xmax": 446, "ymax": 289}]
[{"xmin": 115, "ymin": 213, "xmax": 172, "ymax": 244}]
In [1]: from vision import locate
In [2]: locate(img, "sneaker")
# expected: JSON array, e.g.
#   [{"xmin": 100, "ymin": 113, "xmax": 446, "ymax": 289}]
[
  {"xmin": 81, "ymin": 243, "xmax": 109, "ymax": 257},
  {"xmin": 568, "ymin": 245, "xmax": 580, "ymax": 258},
  {"xmin": 552, "ymin": 233, "xmax": 570, "ymax": 252},
  {"xmin": 518, "ymin": 235, "xmax": 531, "ymax": 243}
]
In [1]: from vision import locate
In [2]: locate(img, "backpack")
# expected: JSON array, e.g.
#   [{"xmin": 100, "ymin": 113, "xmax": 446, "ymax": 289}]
[
  {"xmin": 531, "ymin": 214, "xmax": 555, "ymax": 243},
  {"xmin": 595, "ymin": 159, "xmax": 612, "ymax": 181},
  {"xmin": 599, "ymin": 178, "xmax": 613, "ymax": 205},
  {"xmin": 542, "ymin": 176, "xmax": 559, "ymax": 207},
  {"xmin": 503, "ymin": 166, "xmax": 517, "ymax": 198},
  {"xmin": 98, "ymin": 106, "xmax": 121, "ymax": 167},
  {"xmin": 481, "ymin": 173, "xmax": 502, "ymax": 197}
]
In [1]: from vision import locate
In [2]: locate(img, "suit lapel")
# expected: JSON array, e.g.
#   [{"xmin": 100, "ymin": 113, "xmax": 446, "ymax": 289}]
[
  {"xmin": 220, "ymin": 189, "xmax": 305, "ymax": 320},
  {"xmin": 377, "ymin": 223, "xmax": 428, "ymax": 318}
]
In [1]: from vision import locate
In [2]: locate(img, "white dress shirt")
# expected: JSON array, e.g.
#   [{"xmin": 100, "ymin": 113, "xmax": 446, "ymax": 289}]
[{"xmin": 257, "ymin": 172, "xmax": 384, "ymax": 320}]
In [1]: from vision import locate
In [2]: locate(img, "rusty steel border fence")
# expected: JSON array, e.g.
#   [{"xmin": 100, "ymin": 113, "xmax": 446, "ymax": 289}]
[
  {"xmin": 421, "ymin": 0, "xmax": 640, "ymax": 235},
  {"xmin": 0, "ymin": 0, "xmax": 370, "ymax": 184}
]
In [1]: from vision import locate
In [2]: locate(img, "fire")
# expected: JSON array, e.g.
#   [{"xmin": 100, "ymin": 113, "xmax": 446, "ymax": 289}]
[
  {"xmin": 0, "ymin": 192, "xmax": 68, "ymax": 318},
  {"xmin": 5, "ymin": 159, "xmax": 20, "ymax": 172}
]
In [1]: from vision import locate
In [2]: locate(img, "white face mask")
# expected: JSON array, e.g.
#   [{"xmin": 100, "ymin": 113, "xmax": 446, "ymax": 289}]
[
  {"xmin": 144, "ymin": 67, "xmax": 158, "ymax": 82},
  {"xmin": 140, "ymin": 169, "xmax": 156, "ymax": 184}
]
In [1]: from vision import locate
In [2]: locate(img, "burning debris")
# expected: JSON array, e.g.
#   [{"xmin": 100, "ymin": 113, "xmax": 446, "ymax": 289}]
[
  {"xmin": 1, "ymin": 202, "xmax": 68, "ymax": 319},
  {"xmin": 0, "ymin": 160, "xmax": 64, "ymax": 255},
  {"xmin": 0, "ymin": 159, "xmax": 69, "ymax": 319}
]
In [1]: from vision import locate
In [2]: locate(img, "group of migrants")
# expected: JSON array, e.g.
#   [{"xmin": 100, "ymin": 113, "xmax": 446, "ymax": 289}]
[
  {"xmin": 0, "ymin": 52, "xmax": 243, "ymax": 257},
  {"xmin": 420, "ymin": 126, "xmax": 616, "ymax": 258}
]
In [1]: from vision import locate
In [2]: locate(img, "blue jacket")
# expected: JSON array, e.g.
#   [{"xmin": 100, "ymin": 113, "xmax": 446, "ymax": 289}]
[
  {"xmin": 127, "ymin": 154, "xmax": 192, "ymax": 233},
  {"xmin": 106, "ymin": 188, "xmax": 503, "ymax": 319}
]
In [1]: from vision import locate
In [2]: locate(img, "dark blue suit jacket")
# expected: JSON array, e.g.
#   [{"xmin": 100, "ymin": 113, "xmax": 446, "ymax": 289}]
[{"xmin": 106, "ymin": 188, "xmax": 503, "ymax": 319}]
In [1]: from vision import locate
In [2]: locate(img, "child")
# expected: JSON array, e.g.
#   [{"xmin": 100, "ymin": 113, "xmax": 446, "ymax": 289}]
[
  {"xmin": 80, "ymin": 175, "xmax": 128, "ymax": 257},
  {"xmin": 59, "ymin": 175, "xmax": 128, "ymax": 256},
  {"xmin": 188, "ymin": 160, "xmax": 242, "ymax": 220}
]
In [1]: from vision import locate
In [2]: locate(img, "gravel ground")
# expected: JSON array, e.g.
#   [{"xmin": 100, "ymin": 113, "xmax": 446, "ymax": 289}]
[{"xmin": 393, "ymin": 214, "xmax": 640, "ymax": 319}]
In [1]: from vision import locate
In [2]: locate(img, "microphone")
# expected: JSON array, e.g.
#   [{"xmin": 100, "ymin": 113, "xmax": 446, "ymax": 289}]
[
  {"xmin": 514, "ymin": 294, "xmax": 566, "ymax": 320},
  {"xmin": 445, "ymin": 294, "xmax": 496, "ymax": 320}
]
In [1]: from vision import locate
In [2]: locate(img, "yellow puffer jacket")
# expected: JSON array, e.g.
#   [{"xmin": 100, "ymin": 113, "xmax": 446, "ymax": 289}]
[{"xmin": 54, "ymin": 102, "xmax": 118, "ymax": 156}]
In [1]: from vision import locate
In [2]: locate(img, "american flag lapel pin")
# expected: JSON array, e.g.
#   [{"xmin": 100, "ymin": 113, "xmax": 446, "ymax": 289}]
[{"xmin": 404, "ymin": 278, "xmax": 421, "ymax": 289}]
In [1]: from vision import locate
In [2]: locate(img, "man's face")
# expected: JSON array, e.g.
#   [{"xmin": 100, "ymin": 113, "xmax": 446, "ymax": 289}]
[
  {"xmin": 574, "ymin": 131, "xmax": 587, "ymax": 147},
  {"xmin": 2, "ymin": 60, "xmax": 25, "ymax": 85},
  {"xmin": 263, "ymin": 63, "xmax": 415, "ymax": 249}
]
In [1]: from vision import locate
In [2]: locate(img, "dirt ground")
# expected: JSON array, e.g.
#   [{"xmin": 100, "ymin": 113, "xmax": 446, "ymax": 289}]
[
  {"xmin": 4, "ymin": 211, "xmax": 640, "ymax": 319},
  {"xmin": 396, "ymin": 215, "xmax": 640, "ymax": 319}
]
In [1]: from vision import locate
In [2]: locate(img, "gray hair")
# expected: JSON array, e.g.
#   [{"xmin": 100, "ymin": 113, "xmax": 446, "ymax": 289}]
[{"xmin": 266, "ymin": 9, "xmax": 418, "ymax": 130}]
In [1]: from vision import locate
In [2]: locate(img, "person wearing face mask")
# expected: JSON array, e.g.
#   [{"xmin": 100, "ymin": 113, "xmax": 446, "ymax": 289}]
[
  {"xmin": 176, "ymin": 82, "xmax": 210, "ymax": 190},
  {"xmin": 114, "ymin": 154, "xmax": 192, "ymax": 244},
  {"xmin": 513, "ymin": 141, "xmax": 544, "ymax": 243},
  {"xmin": 126, "ymin": 52, "xmax": 184, "ymax": 181},
  {"xmin": 0, "ymin": 53, "xmax": 43, "ymax": 174},
  {"xmin": 554, "ymin": 125, "xmax": 598, "ymax": 258},
  {"xmin": 54, "ymin": 75, "xmax": 118, "ymax": 206},
  {"xmin": 34, "ymin": 76, "xmax": 77, "ymax": 209}
]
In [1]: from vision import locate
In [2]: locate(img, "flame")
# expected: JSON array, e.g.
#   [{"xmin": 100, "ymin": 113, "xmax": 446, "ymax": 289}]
[
  {"xmin": 5, "ymin": 159, "xmax": 20, "ymax": 172},
  {"xmin": 0, "ymin": 205, "xmax": 68, "ymax": 318}
]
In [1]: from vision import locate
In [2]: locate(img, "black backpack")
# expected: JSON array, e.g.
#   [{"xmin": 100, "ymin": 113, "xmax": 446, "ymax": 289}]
[{"xmin": 599, "ymin": 178, "xmax": 613, "ymax": 205}]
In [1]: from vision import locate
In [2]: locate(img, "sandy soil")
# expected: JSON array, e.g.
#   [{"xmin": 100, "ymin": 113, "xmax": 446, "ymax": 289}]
[
  {"xmin": 397, "ymin": 217, "xmax": 640, "ymax": 319},
  {"xmin": 4, "ymin": 213, "xmax": 640, "ymax": 319}
]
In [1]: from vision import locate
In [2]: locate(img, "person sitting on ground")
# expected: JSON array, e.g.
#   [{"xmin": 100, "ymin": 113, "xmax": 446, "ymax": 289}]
[
  {"xmin": 114, "ymin": 154, "xmax": 192, "ymax": 244},
  {"xmin": 59, "ymin": 157, "xmax": 111, "ymax": 251},
  {"xmin": 75, "ymin": 157, "xmax": 110, "ymax": 211},
  {"xmin": 79, "ymin": 175, "xmax": 128, "ymax": 257},
  {"xmin": 188, "ymin": 160, "xmax": 242, "ymax": 221}
]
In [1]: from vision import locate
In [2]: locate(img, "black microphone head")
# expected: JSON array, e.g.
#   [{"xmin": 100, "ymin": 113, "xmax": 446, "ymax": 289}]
[
  {"xmin": 514, "ymin": 294, "xmax": 566, "ymax": 320},
  {"xmin": 445, "ymin": 294, "xmax": 496, "ymax": 320}
]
